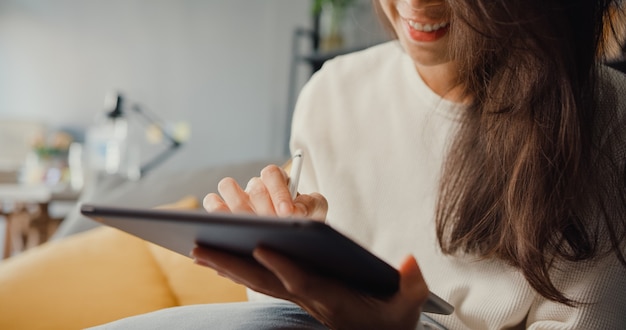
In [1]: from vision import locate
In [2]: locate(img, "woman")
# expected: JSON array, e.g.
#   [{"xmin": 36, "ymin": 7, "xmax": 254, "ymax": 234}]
[{"xmin": 97, "ymin": 0, "xmax": 626, "ymax": 328}]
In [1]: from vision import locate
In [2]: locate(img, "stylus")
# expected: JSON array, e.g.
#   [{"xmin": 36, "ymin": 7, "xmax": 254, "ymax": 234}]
[{"xmin": 288, "ymin": 149, "xmax": 303, "ymax": 200}]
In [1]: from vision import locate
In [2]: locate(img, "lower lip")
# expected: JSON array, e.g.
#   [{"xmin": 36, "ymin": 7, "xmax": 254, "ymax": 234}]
[{"xmin": 403, "ymin": 21, "xmax": 449, "ymax": 42}]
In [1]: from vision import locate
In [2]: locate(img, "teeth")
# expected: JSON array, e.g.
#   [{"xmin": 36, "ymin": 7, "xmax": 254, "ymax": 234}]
[{"xmin": 408, "ymin": 20, "xmax": 448, "ymax": 32}]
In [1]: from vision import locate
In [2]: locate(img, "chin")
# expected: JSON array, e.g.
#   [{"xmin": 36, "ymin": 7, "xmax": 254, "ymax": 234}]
[{"xmin": 400, "ymin": 41, "xmax": 451, "ymax": 68}]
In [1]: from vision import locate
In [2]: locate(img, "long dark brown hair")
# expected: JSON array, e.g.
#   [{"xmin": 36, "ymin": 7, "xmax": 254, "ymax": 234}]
[
  {"xmin": 438, "ymin": 0, "xmax": 626, "ymax": 305},
  {"xmin": 375, "ymin": 0, "xmax": 626, "ymax": 305}
]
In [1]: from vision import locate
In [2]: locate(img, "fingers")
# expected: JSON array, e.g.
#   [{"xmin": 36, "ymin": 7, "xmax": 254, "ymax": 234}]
[
  {"xmin": 191, "ymin": 246, "xmax": 292, "ymax": 300},
  {"xmin": 203, "ymin": 193, "xmax": 230, "ymax": 213},
  {"xmin": 202, "ymin": 164, "xmax": 328, "ymax": 221},
  {"xmin": 251, "ymin": 246, "xmax": 383, "ymax": 329},
  {"xmin": 245, "ymin": 177, "xmax": 275, "ymax": 216},
  {"xmin": 252, "ymin": 247, "xmax": 348, "ymax": 306},
  {"xmin": 260, "ymin": 165, "xmax": 293, "ymax": 217},
  {"xmin": 274, "ymin": 254, "xmax": 426, "ymax": 309},
  {"xmin": 253, "ymin": 247, "xmax": 317, "ymax": 295},
  {"xmin": 398, "ymin": 255, "xmax": 429, "ymax": 311},
  {"xmin": 293, "ymin": 192, "xmax": 328, "ymax": 221},
  {"xmin": 218, "ymin": 177, "xmax": 255, "ymax": 214},
  {"xmin": 203, "ymin": 176, "xmax": 277, "ymax": 216},
  {"xmin": 202, "ymin": 164, "xmax": 296, "ymax": 217}
]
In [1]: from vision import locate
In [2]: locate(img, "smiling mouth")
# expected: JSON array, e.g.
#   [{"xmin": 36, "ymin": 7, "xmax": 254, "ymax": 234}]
[{"xmin": 407, "ymin": 19, "xmax": 449, "ymax": 32}]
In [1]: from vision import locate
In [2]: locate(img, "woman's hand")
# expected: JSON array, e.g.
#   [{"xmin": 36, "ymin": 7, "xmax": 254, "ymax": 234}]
[
  {"xmin": 192, "ymin": 246, "xmax": 429, "ymax": 330},
  {"xmin": 197, "ymin": 164, "xmax": 428, "ymax": 328},
  {"xmin": 203, "ymin": 164, "xmax": 327, "ymax": 220}
]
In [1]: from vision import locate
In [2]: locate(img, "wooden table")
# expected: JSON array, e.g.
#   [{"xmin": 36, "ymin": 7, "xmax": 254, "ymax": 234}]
[{"xmin": 0, "ymin": 184, "xmax": 79, "ymax": 258}]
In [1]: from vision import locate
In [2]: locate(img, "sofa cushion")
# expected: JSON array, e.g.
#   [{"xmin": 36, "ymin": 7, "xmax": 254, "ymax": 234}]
[
  {"xmin": 0, "ymin": 227, "xmax": 177, "ymax": 329},
  {"xmin": 148, "ymin": 195, "xmax": 248, "ymax": 305},
  {"xmin": 0, "ymin": 195, "xmax": 247, "ymax": 329},
  {"xmin": 146, "ymin": 242, "xmax": 247, "ymax": 305}
]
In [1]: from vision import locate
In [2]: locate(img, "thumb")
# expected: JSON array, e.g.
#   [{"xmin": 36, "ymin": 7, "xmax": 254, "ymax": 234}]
[
  {"xmin": 398, "ymin": 255, "xmax": 429, "ymax": 308},
  {"xmin": 293, "ymin": 192, "xmax": 328, "ymax": 221}
]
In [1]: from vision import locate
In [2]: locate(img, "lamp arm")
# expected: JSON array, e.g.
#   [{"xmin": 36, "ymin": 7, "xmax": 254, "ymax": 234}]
[
  {"xmin": 138, "ymin": 143, "xmax": 181, "ymax": 176},
  {"xmin": 131, "ymin": 104, "xmax": 181, "ymax": 145},
  {"xmin": 130, "ymin": 104, "xmax": 183, "ymax": 176}
]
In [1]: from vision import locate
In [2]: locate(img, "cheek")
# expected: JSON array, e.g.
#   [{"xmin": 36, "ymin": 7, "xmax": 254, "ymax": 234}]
[
  {"xmin": 370, "ymin": 1, "xmax": 406, "ymax": 42},
  {"xmin": 377, "ymin": 0, "xmax": 397, "ymax": 25}
]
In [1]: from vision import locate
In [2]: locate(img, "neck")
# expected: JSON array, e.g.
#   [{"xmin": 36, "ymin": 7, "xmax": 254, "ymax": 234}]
[{"xmin": 415, "ymin": 62, "xmax": 466, "ymax": 102}]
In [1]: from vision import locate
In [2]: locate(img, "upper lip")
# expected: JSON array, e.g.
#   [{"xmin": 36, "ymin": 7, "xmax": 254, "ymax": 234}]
[{"xmin": 395, "ymin": 3, "xmax": 450, "ymax": 23}]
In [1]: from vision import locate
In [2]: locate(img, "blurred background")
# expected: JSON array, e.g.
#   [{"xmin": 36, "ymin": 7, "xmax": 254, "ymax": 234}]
[
  {"xmin": 0, "ymin": 0, "xmax": 388, "ymax": 257},
  {"xmin": 0, "ymin": 0, "xmax": 387, "ymax": 173}
]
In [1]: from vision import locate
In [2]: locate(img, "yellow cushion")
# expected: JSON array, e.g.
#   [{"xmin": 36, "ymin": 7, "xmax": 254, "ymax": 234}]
[
  {"xmin": 0, "ymin": 227, "xmax": 177, "ymax": 330},
  {"xmin": 148, "ymin": 195, "xmax": 247, "ymax": 304},
  {"xmin": 146, "ymin": 243, "xmax": 247, "ymax": 305},
  {"xmin": 0, "ymin": 195, "xmax": 247, "ymax": 330},
  {"xmin": 153, "ymin": 195, "xmax": 201, "ymax": 210}
]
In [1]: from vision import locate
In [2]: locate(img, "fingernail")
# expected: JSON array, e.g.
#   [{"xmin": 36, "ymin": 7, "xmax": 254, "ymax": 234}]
[
  {"xmin": 279, "ymin": 201, "xmax": 292, "ymax": 216},
  {"xmin": 244, "ymin": 178, "xmax": 255, "ymax": 193}
]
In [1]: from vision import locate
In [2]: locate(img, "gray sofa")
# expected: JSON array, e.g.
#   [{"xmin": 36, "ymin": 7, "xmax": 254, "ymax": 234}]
[{"xmin": 52, "ymin": 157, "xmax": 286, "ymax": 240}]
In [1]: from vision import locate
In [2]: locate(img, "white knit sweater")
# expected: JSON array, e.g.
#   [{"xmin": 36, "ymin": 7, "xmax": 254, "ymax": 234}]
[{"xmin": 284, "ymin": 41, "xmax": 626, "ymax": 329}]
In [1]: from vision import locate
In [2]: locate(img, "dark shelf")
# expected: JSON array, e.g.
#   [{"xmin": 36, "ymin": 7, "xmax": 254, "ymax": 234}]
[{"xmin": 298, "ymin": 44, "xmax": 375, "ymax": 73}]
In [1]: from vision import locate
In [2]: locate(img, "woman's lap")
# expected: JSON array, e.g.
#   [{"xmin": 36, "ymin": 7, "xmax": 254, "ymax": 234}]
[{"xmin": 88, "ymin": 301, "xmax": 328, "ymax": 330}]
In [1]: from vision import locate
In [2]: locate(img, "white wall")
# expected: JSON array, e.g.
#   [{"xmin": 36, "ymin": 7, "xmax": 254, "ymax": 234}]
[{"xmin": 0, "ymin": 0, "xmax": 385, "ymax": 172}]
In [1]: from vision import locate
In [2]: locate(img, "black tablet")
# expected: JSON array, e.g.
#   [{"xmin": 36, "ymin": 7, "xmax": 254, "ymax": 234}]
[{"xmin": 80, "ymin": 203, "xmax": 454, "ymax": 315}]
